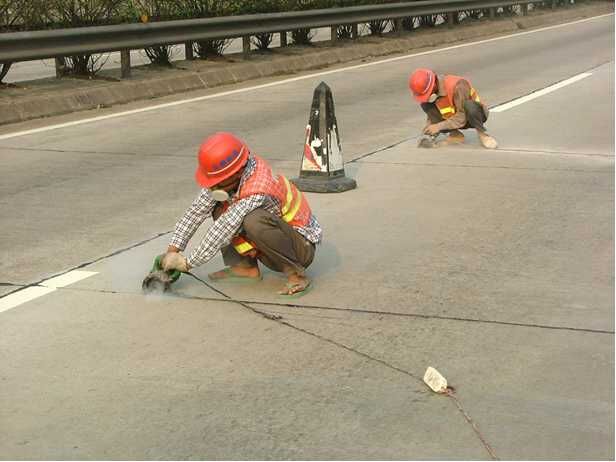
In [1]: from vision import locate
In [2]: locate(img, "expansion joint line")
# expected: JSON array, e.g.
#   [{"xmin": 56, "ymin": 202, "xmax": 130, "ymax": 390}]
[
  {"xmin": 166, "ymin": 293, "xmax": 615, "ymax": 335},
  {"xmin": 184, "ymin": 272, "xmax": 499, "ymax": 460},
  {"xmin": 348, "ymin": 136, "xmax": 415, "ymax": 163}
]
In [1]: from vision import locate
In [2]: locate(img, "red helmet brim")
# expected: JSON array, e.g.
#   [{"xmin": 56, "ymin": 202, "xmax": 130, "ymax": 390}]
[
  {"xmin": 413, "ymin": 91, "xmax": 432, "ymax": 103},
  {"xmin": 195, "ymin": 154, "xmax": 247, "ymax": 188}
]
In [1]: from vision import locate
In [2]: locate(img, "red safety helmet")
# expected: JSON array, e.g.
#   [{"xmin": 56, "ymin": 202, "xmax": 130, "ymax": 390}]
[
  {"xmin": 195, "ymin": 132, "xmax": 250, "ymax": 188},
  {"xmin": 408, "ymin": 68, "xmax": 437, "ymax": 103}
]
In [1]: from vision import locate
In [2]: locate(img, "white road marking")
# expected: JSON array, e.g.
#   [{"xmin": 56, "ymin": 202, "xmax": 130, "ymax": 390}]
[
  {"xmin": 0, "ymin": 286, "xmax": 56, "ymax": 314},
  {"xmin": 40, "ymin": 270, "xmax": 99, "ymax": 289},
  {"xmin": 0, "ymin": 13, "xmax": 612, "ymax": 142},
  {"xmin": 0, "ymin": 270, "xmax": 97, "ymax": 314},
  {"xmin": 491, "ymin": 72, "xmax": 593, "ymax": 112}
]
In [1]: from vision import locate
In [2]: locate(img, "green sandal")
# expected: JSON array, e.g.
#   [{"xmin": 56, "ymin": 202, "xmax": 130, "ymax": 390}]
[{"xmin": 278, "ymin": 280, "xmax": 313, "ymax": 298}]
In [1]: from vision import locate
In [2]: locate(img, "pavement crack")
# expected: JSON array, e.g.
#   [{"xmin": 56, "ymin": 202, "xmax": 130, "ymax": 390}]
[
  {"xmin": 5, "ymin": 272, "xmax": 506, "ymax": 460},
  {"xmin": 179, "ymin": 274, "xmax": 500, "ymax": 460},
  {"xmin": 181, "ymin": 273, "xmax": 423, "ymax": 377},
  {"xmin": 445, "ymin": 389, "xmax": 499, "ymax": 460},
  {"xmin": 189, "ymin": 296, "xmax": 615, "ymax": 335},
  {"xmin": 280, "ymin": 313, "xmax": 499, "ymax": 460},
  {"xmin": 348, "ymin": 137, "xmax": 414, "ymax": 163},
  {"xmin": 43, "ymin": 282, "xmax": 615, "ymax": 335}
]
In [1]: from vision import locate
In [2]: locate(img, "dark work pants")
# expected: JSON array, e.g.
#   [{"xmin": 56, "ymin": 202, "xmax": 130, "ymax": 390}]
[
  {"xmin": 421, "ymin": 100, "xmax": 488, "ymax": 132},
  {"xmin": 213, "ymin": 206, "xmax": 315, "ymax": 276}
]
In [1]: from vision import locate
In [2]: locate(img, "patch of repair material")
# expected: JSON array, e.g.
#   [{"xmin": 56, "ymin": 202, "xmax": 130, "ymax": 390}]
[
  {"xmin": 0, "ymin": 270, "xmax": 97, "ymax": 314},
  {"xmin": 57, "ymin": 233, "xmax": 224, "ymax": 299}
]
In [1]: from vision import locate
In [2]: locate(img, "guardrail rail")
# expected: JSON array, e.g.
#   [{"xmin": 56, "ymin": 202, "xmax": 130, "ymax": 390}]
[{"xmin": 0, "ymin": 0, "xmax": 573, "ymax": 79}]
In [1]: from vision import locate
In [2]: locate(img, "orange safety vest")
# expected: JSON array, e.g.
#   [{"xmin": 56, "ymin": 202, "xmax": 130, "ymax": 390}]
[
  {"xmin": 223, "ymin": 155, "xmax": 313, "ymax": 256},
  {"xmin": 435, "ymin": 75, "xmax": 482, "ymax": 120}
]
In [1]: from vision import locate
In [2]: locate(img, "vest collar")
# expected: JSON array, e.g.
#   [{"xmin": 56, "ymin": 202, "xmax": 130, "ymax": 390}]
[{"xmin": 435, "ymin": 75, "xmax": 447, "ymax": 98}]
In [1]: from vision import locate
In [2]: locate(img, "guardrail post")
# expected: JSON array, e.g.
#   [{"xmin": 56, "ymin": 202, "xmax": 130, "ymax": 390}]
[
  {"xmin": 351, "ymin": 23, "xmax": 359, "ymax": 39},
  {"xmin": 551, "ymin": 0, "xmax": 556, "ymax": 8},
  {"xmin": 280, "ymin": 31, "xmax": 287, "ymax": 47},
  {"xmin": 394, "ymin": 18, "xmax": 402, "ymax": 36},
  {"xmin": 120, "ymin": 49, "xmax": 131, "ymax": 79},
  {"xmin": 489, "ymin": 7, "xmax": 496, "ymax": 18},
  {"xmin": 242, "ymin": 35, "xmax": 251, "ymax": 59},
  {"xmin": 330, "ymin": 25, "xmax": 338, "ymax": 43},
  {"xmin": 448, "ymin": 11, "xmax": 456, "ymax": 27},
  {"xmin": 54, "ymin": 57, "xmax": 66, "ymax": 78},
  {"xmin": 185, "ymin": 42, "xmax": 194, "ymax": 60},
  {"xmin": 521, "ymin": 3, "xmax": 529, "ymax": 15}
]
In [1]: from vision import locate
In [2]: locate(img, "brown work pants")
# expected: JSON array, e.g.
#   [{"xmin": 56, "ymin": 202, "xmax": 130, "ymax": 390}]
[
  {"xmin": 213, "ymin": 206, "xmax": 315, "ymax": 276},
  {"xmin": 421, "ymin": 100, "xmax": 488, "ymax": 132}
]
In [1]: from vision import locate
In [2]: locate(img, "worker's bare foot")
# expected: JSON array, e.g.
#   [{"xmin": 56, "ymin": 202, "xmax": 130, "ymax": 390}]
[
  {"xmin": 436, "ymin": 130, "xmax": 465, "ymax": 147},
  {"xmin": 208, "ymin": 265, "xmax": 261, "ymax": 281},
  {"xmin": 478, "ymin": 130, "xmax": 498, "ymax": 149},
  {"xmin": 278, "ymin": 273, "xmax": 311, "ymax": 296}
]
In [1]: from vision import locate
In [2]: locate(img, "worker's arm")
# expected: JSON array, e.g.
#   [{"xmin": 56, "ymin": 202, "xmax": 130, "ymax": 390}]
[
  {"xmin": 434, "ymin": 80, "xmax": 472, "ymax": 131},
  {"xmin": 168, "ymin": 189, "xmax": 216, "ymax": 253},
  {"xmin": 186, "ymin": 194, "xmax": 267, "ymax": 268}
]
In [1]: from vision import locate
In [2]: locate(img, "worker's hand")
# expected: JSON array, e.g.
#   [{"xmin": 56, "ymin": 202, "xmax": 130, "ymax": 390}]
[
  {"xmin": 161, "ymin": 252, "xmax": 189, "ymax": 273},
  {"xmin": 423, "ymin": 124, "xmax": 440, "ymax": 136}
]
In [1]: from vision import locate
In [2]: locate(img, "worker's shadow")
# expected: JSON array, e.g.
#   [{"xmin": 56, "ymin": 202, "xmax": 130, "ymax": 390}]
[
  {"xmin": 305, "ymin": 240, "xmax": 341, "ymax": 280},
  {"xmin": 253, "ymin": 239, "xmax": 340, "ymax": 282}
]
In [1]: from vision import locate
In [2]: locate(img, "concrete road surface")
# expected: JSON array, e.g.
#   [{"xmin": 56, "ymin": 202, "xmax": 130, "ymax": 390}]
[{"xmin": 0, "ymin": 13, "xmax": 613, "ymax": 460}]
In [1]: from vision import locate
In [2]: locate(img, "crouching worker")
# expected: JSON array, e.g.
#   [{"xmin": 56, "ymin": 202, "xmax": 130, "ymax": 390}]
[
  {"xmin": 158, "ymin": 132, "xmax": 322, "ymax": 296},
  {"xmin": 409, "ymin": 68, "xmax": 498, "ymax": 149}
]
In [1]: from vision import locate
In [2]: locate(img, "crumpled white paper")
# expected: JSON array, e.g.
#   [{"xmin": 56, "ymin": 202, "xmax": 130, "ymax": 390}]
[{"xmin": 423, "ymin": 366, "xmax": 448, "ymax": 393}]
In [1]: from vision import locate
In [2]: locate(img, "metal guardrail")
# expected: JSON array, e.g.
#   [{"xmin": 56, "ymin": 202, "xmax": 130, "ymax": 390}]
[{"xmin": 0, "ymin": 0, "xmax": 549, "ymax": 78}]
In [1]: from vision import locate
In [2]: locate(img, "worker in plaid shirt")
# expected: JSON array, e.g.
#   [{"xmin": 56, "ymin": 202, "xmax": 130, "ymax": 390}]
[{"xmin": 159, "ymin": 132, "xmax": 322, "ymax": 296}]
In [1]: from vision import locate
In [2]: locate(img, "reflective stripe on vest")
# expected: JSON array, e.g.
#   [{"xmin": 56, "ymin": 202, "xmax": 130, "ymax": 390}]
[
  {"xmin": 470, "ymin": 88, "xmax": 481, "ymax": 103},
  {"xmin": 438, "ymin": 104, "xmax": 456, "ymax": 117},
  {"xmin": 280, "ymin": 176, "xmax": 303, "ymax": 224},
  {"xmin": 219, "ymin": 201, "xmax": 256, "ymax": 255},
  {"xmin": 232, "ymin": 236, "xmax": 255, "ymax": 255}
]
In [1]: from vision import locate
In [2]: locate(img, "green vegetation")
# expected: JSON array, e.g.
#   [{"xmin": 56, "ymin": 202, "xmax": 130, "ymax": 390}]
[
  {"xmin": 0, "ymin": 0, "xmax": 547, "ymax": 80},
  {"xmin": 0, "ymin": 0, "xmax": 427, "ymax": 32}
]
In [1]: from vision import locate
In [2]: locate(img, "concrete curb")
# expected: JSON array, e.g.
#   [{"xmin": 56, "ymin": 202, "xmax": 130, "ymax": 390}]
[{"xmin": 0, "ymin": 2, "xmax": 611, "ymax": 126}]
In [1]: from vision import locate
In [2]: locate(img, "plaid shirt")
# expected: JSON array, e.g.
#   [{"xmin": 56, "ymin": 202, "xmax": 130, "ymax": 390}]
[{"xmin": 169, "ymin": 155, "xmax": 323, "ymax": 268}]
